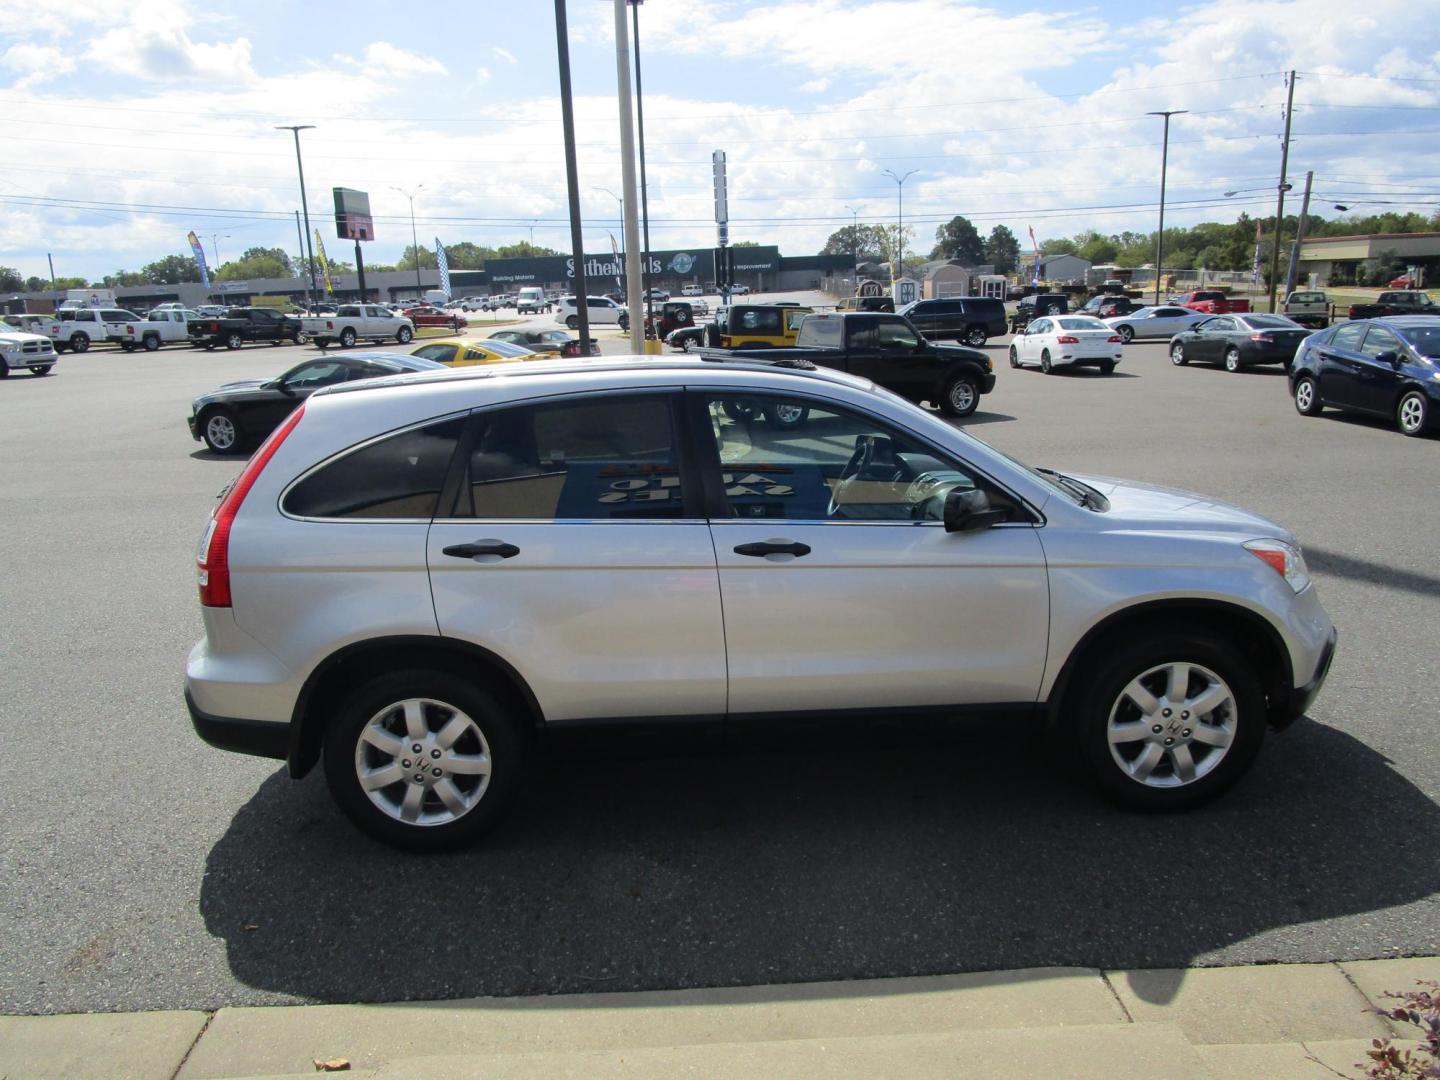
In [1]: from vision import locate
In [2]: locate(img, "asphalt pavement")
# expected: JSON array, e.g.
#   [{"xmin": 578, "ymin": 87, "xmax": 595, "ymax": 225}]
[{"xmin": 1, "ymin": 297, "xmax": 1436, "ymax": 1015}]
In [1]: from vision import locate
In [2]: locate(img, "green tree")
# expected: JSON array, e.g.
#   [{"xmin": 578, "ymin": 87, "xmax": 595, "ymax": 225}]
[
  {"xmin": 821, "ymin": 224, "xmax": 887, "ymax": 264},
  {"xmin": 983, "ymin": 225, "xmax": 1021, "ymax": 275},
  {"xmin": 142, "ymin": 253, "xmax": 198, "ymax": 285},
  {"xmin": 442, "ymin": 241, "xmax": 496, "ymax": 269},
  {"xmin": 493, "ymin": 241, "xmax": 561, "ymax": 259},
  {"xmin": 931, "ymin": 215, "xmax": 985, "ymax": 264},
  {"xmin": 216, "ymin": 247, "xmax": 295, "ymax": 281},
  {"xmin": 100, "ymin": 269, "xmax": 146, "ymax": 287},
  {"xmin": 52, "ymin": 276, "xmax": 87, "ymax": 290},
  {"xmin": 398, "ymin": 245, "xmax": 437, "ymax": 271},
  {"xmin": 1040, "ymin": 237, "xmax": 1078, "ymax": 255},
  {"xmin": 0, "ymin": 266, "xmax": 23, "ymax": 291}
]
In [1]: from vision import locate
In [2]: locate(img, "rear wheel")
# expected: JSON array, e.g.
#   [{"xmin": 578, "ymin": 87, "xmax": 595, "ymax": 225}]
[
  {"xmin": 1397, "ymin": 390, "xmax": 1429, "ymax": 437},
  {"xmin": 1293, "ymin": 375, "xmax": 1323, "ymax": 416},
  {"xmin": 1100, "ymin": 361, "xmax": 1116, "ymax": 375},
  {"xmin": 964, "ymin": 326, "xmax": 987, "ymax": 347},
  {"xmin": 1170, "ymin": 343, "xmax": 1188, "ymax": 366},
  {"xmin": 120, "ymin": 341, "xmax": 136, "ymax": 352},
  {"xmin": 1073, "ymin": 631, "xmax": 1266, "ymax": 811},
  {"xmin": 939, "ymin": 375, "xmax": 979, "ymax": 417},
  {"xmin": 1041, "ymin": 350, "xmax": 1053, "ymax": 374},
  {"xmin": 322, "ymin": 670, "xmax": 527, "ymax": 851},
  {"xmin": 618, "ymin": 315, "xmax": 629, "ymax": 331},
  {"xmin": 201, "ymin": 408, "xmax": 242, "ymax": 454},
  {"xmin": 763, "ymin": 402, "xmax": 809, "ymax": 429},
  {"xmin": 566, "ymin": 315, "xmax": 579, "ymax": 330},
  {"xmin": 1224, "ymin": 346, "xmax": 1243, "ymax": 372}
]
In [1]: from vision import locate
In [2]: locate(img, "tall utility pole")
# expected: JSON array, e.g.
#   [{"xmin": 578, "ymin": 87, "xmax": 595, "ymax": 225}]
[
  {"xmin": 629, "ymin": 0, "xmax": 655, "ymax": 345},
  {"xmin": 882, "ymin": 169, "xmax": 916, "ymax": 284},
  {"xmin": 1147, "ymin": 110, "xmax": 1187, "ymax": 305},
  {"xmin": 392, "ymin": 185, "xmax": 425, "ymax": 299},
  {"xmin": 275, "ymin": 125, "xmax": 318, "ymax": 308},
  {"xmin": 293, "ymin": 212, "xmax": 307, "ymax": 304},
  {"xmin": 613, "ymin": 0, "xmax": 644, "ymax": 351},
  {"xmin": 1283, "ymin": 169, "xmax": 1314, "ymax": 298},
  {"xmin": 553, "ymin": 0, "xmax": 589, "ymax": 347},
  {"xmin": 844, "ymin": 205, "xmax": 860, "ymax": 284},
  {"xmin": 1268, "ymin": 70, "xmax": 1297, "ymax": 312},
  {"xmin": 47, "ymin": 253, "xmax": 57, "ymax": 290}
]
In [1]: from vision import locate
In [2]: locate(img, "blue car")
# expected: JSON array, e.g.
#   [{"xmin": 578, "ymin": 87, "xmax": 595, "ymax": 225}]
[{"xmin": 1289, "ymin": 316, "xmax": 1440, "ymax": 437}]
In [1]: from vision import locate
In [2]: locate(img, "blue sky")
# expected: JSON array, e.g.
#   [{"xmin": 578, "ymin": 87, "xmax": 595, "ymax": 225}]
[{"xmin": 0, "ymin": 0, "xmax": 1436, "ymax": 281}]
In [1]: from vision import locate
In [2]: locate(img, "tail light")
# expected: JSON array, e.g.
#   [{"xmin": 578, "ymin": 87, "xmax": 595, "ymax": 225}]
[
  {"xmin": 126, "ymin": 325, "xmax": 135, "ymax": 335},
  {"xmin": 1347, "ymin": 306, "xmax": 1359, "ymax": 318},
  {"xmin": 325, "ymin": 320, "xmax": 334, "ymax": 329},
  {"xmin": 1250, "ymin": 333, "xmax": 1272, "ymax": 342},
  {"xmin": 197, "ymin": 405, "xmax": 306, "ymax": 607},
  {"xmin": 1107, "ymin": 334, "xmax": 1123, "ymax": 343},
  {"xmin": 1056, "ymin": 335, "xmax": 1081, "ymax": 344}
]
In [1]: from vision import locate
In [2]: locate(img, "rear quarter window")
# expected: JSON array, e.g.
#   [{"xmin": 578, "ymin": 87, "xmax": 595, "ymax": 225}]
[{"xmin": 283, "ymin": 417, "xmax": 465, "ymax": 519}]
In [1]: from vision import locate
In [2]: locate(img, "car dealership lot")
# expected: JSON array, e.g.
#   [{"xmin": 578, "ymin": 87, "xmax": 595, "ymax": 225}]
[{"xmin": 0, "ymin": 334, "xmax": 1436, "ymax": 1014}]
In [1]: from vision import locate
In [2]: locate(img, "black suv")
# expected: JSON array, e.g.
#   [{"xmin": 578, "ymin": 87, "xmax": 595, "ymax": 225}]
[{"xmin": 896, "ymin": 297, "xmax": 1007, "ymax": 347}]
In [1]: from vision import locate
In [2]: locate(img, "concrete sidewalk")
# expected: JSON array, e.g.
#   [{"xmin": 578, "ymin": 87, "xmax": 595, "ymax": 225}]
[{"xmin": 2, "ymin": 957, "xmax": 1434, "ymax": 1079}]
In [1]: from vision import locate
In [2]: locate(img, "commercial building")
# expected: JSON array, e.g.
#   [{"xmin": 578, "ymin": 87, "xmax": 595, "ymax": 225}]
[
  {"xmin": 1296, "ymin": 232, "xmax": 1440, "ymax": 286},
  {"xmin": 1016, "ymin": 253, "xmax": 1092, "ymax": 284}
]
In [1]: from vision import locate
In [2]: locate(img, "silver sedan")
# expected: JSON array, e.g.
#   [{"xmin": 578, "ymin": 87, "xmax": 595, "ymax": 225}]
[{"xmin": 1103, "ymin": 305, "xmax": 1209, "ymax": 342}]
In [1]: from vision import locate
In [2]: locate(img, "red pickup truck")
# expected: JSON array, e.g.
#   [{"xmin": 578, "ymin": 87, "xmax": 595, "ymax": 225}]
[{"xmin": 1173, "ymin": 290, "xmax": 1251, "ymax": 315}]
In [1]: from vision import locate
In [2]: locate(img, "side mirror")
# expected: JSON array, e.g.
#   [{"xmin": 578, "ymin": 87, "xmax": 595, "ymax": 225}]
[
  {"xmin": 1375, "ymin": 350, "xmax": 1401, "ymax": 368},
  {"xmin": 944, "ymin": 488, "xmax": 1008, "ymax": 533}
]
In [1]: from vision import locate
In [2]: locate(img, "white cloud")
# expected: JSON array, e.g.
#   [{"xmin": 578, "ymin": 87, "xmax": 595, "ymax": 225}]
[
  {"xmin": 68, "ymin": 0, "xmax": 256, "ymax": 84},
  {"xmin": 491, "ymin": 46, "xmax": 518, "ymax": 65},
  {"xmin": 338, "ymin": 41, "xmax": 448, "ymax": 79},
  {"xmin": 799, "ymin": 77, "xmax": 830, "ymax": 93},
  {"xmin": 1, "ymin": 43, "xmax": 76, "ymax": 88},
  {"xmin": 475, "ymin": 66, "xmax": 492, "ymax": 85}
]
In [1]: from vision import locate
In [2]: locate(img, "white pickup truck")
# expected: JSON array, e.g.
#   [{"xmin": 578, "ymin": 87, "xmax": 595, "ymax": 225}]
[
  {"xmin": 46, "ymin": 307, "xmax": 143, "ymax": 353},
  {"xmin": 300, "ymin": 304, "xmax": 415, "ymax": 349},
  {"xmin": 117, "ymin": 309, "xmax": 202, "ymax": 351}
]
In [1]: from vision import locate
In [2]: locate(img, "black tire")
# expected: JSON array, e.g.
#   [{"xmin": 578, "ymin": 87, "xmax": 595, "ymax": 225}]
[
  {"xmin": 762, "ymin": 402, "xmax": 810, "ymax": 429},
  {"xmin": 339, "ymin": 328, "xmax": 357, "ymax": 348},
  {"xmin": 1041, "ymin": 350, "xmax": 1053, "ymax": 374},
  {"xmin": 964, "ymin": 326, "xmax": 987, "ymax": 348},
  {"xmin": 1293, "ymin": 375, "xmax": 1323, "ymax": 416},
  {"xmin": 0, "ymin": 362, "xmax": 8, "ymax": 378},
  {"xmin": 397, "ymin": 326, "xmax": 414, "ymax": 344},
  {"xmin": 939, "ymin": 375, "xmax": 980, "ymax": 417},
  {"xmin": 1008, "ymin": 346, "xmax": 1019, "ymax": 368},
  {"xmin": 30, "ymin": 366, "xmax": 51, "ymax": 376},
  {"xmin": 566, "ymin": 315, "xmax": 579, "ymax": 330},
  {"xmin": 618, "ymin": 315, "xmax": 629, "ymax": 331},
  {"xmin": 722, "ymin": 401, "xmax": 757, "ymax": 422},
  {"xmin": 70, "ymin": 333, "xmax": 90, "ymax": 354},
  {"xmin": 1224, "ymin": 346, "xmax": 1243, "ymax": 372},
  {"xmin": 1397, "ymin": 390, "xmax": 1429, "ymax": 437},
  {"xmin": 200, "ymin": 407, "xmax": 243, "ymax": 454},
  {"xmin": 143, "ymin": 334, "xmax": 160, "ymax": 352},
  {"xmin": 1071, "ymin": 630, "xmax": 1266, "ymax": 811},
  {"xmin": 1170, "ymin": 342, "xmax": 1187, "ymax": 366},
  {"xmin": 225, "ymin": 331, "xmax": 243, "ymax": 350},
  {"xmin": 1100, "ymin": 361, "xmax": 1116, "ymax": 375},
  {"xmin": 322, "ymin": 670, "xmax": 527, "ymax": 852},
  {"xmin": 1116, "ymin": 325, "xmax": 1134, "ymax": 343},
  {"xmin": 205, "ymin": 342, "xmax": 216, "ymax": 351},
  {"xmin": 120, "ymin": 341, "xmax": 136, "ymax": 352}
]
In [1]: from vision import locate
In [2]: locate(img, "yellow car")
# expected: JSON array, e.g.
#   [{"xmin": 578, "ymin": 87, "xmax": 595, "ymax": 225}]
[{"xmin": 408, "ymin": 338, "xmax": 541, "ymax": 366}]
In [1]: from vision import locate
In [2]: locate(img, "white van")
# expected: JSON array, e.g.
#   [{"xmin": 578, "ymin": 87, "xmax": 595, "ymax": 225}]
[
  {"xmin": 516, "ymin": 287, "xmax": 550, "ymax": 314},
  {"xmin": 555, "ymin": 295, "xmax": 629, "ymax": 330}
]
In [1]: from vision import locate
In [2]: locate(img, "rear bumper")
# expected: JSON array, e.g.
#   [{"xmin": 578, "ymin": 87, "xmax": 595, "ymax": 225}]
[{"xmin": 186, "ymin": 687, "xmax": 290, "ymax": 760}]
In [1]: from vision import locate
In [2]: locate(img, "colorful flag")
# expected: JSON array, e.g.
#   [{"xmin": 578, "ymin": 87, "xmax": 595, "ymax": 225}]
[
  {"xmin": 1251, "ymin": 220, "xmax": 1263, "ymax": 285},
  {"xmin": 434, "ymin": 238, "xmax": 451, "ymax": 299},
  {"xmin": 608, "ymin": 232, "xmax": 624, "ymax": 292},
  {"xmin": 1028, "ymin": 226, "xmax": 1041, "ymax": 286},
  {"xmin": 186, "ymin": 230, "xmax": 210, "ymax": 288},
  {"xmin": 314, "ymin": 230, "xmax": 334, "ymax": 295}
]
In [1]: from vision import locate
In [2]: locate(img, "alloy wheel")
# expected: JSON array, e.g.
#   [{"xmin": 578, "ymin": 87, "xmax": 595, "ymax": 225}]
[
  {"xmin": 204, "ymin": 413, "xmax": 237, "ymax": 451},
  {"xmin": 353, "ymin": 697, "xmax": 492, "ymax": 826},
  {"xmin": 1107, "ymin": 661, "xmax": 1236, "ymax": 788}
]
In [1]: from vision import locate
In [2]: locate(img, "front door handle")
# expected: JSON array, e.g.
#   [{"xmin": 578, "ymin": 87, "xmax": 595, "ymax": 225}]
[
  {"xmin": 442, "ymin": 540, "xmax": 520, "ymax": 560},
  {"xmin": 734, "ymin": 539, "xmax": 811, "ymax": 558}
]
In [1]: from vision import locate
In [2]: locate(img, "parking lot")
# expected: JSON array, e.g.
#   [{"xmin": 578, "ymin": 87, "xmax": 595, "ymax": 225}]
[{"xmin": 1, "ymin": 310, "xmax": 1437, "ymax": 1015}]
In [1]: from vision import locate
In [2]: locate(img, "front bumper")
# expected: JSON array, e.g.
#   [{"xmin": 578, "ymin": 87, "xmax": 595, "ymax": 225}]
[
  {"xmin": 187, "ymin": 414, "xmax": 201, "ymax": 440},
  {"xmin": 1271, "ymin": 626, "xmax": 1338, "ymax": 730},
  {"xmin": 978, "ymin": 372, "xmax": 997, "ymax": 393}
]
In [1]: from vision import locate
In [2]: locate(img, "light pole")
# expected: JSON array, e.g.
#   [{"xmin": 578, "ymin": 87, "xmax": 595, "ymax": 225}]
[
  {"xmin": 209, "ymin": 233, "xmax": 230, "ymax": 267},
  {"xmin": 529, "ymin": 220, "xmax": 538, "ymax": 247},
  {"xmin": 881, "ymin": 169, "xmax": 916, "ymax": 284},
  {"xmin": 1146, "ymin": 110, "xmax": 1187, "ymax": 305},
  {"xmin": 391, "ymin": 184, "xmax": 424, "ymax": 300},
  {"xmin": 275, "ymin": 125, "xmax": 318, "ymax": 308},
  {"xmin": 844, "ymin": 204, "xmax": 860, "ymax": 284},
  {"xmin": 629, "ymin": 0, "xmax": 655, "ymax": 339},
  {"xmin": 594, "ymin": 187, "xmax": 624, "ymax": 293}
]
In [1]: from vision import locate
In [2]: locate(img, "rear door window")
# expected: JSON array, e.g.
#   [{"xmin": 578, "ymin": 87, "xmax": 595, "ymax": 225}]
[
  {"xmin": 1331, "ymin": 323, "xmax": 1367, "ymax": 351},
  {"xmin": 284, "ymin": 417, "xmax": 465, "ymax": 519}
]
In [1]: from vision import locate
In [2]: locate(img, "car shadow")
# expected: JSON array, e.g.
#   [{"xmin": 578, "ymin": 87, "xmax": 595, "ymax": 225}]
[
  {"xmin": 952, "ymin": 411, "xmax": 1018, "ymax": 426},
  {"xmin": 199, "ymin": 718, "xmax": 1440, "ymax": 1007}
]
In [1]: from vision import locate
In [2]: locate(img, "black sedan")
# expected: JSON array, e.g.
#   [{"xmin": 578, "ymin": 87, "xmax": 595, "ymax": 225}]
[
  {"xmin": 1290, "ymin": 316, "xmax": 1440, "ymax": 437},
  {"xmin": 487, "ymin": 328, "xmax": 573, "ymax": 355},
  {"xmin": 1168, "ymin": 313, "xmax": 1312, "ymax": 372},
  {"xmin": 187, "ymin": 352, "xmax": 446, "ymax": 454}
]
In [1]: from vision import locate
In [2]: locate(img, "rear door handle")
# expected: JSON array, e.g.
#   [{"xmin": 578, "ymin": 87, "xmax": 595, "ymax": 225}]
[
  {"xmin": 442, "ymin": 540, "xmax": 520, "ymax": 560},
  {"xmin": 734, "ymin": 539, "xmax": 811, "ymax": 558}
]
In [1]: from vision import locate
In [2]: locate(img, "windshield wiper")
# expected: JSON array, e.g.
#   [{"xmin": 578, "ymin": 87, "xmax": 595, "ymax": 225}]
[{"xmin": 1036, "ymin": 468, "xmax": 1106, "ymax": 511}]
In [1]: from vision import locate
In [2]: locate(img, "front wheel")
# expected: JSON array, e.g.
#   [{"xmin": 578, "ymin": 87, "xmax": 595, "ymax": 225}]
[
  {"xmin": 566, "ymin": 315, "xmax": 579, "ymax": 330},
  {"xmin": 30, "ymin": 366, "xmax": 51, "ymax": 376},
  {"xmin": 1073, "ymin": 631, "xmax": 1266, "ymax": 811},
  {"xmin": 339, "ymin": 328, "xmax": 357, "ymax": 348},
  {"xmin": 763, "ymin": 402, "xmax": 809, "ymax": 429},
  {"xmin": 1040, "ymin": 350, "xmax": 1053, "ymax": 374},
  {"xmin": 1170, "ymin": 343, "xmax": 1188, "ymax": 366},
  {"xmin": 397, "ymin": 326, "xmax": 413, "ymax": 344},
  {"xmin": 964, "ymin": 326, "xmax": 987, "ymax": 348},
  {"xmin": 1008, "ymin": 346, "xmax": 1019, "ymax": 368},
  {"xmin": 1116, "ymin": 325, "xmax": 1134, "ymax": 343},
  {"xmin": 322, "ymin": 670, "xmax": 527, "ymax": 851},
  {"xmin": 1397, "ymin": 390, "xmax": 1429, "ymax": 437},
  {"xmin": 1224, "ymin": 346, "xmax": 1243, "ymax": 373},
  {"xmin": 618, "ymin": 316, "xmax": 629, "ymax": 331},
  {"xmin": 201, "ymin": 408, "xmax": 242, "ymax": 454},
  {"xmin": 939, "ymin": 375, "xmax": 979, "ymax": 417},
  {"xmin": 143, "ymin": 334, "xmax": 160, "ymax": 352},
  {"xmin": 71, "ymin": 333, "xmax": 91, "ymax": 353},
  {"xmin": 1293, "ymin": 375, "xmax": 1323, "ymax": 416}
]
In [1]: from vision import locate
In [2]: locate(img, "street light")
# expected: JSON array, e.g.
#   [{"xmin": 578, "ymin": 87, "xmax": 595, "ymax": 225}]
[
  {"xmin": 391, "ymin": 184, "xmax": 424, "ymax": 299},
  {"xmin": 1146, "ymin": 110, "xmax": 1187, "ymax": 305},
  {"xmin": 844, "ymin": 204, "xmax": 860, "ymax": 283},
  {"xmin": 594, "ymin": 187, "xmax": 624, "ymax": 291},
  {"xmin": 209, "ymin": 233, "xmax": 230, "ymax": 267},
  {"xmin": 881, "ymin": 169, "xmax": 917, "ymax": 284},
  {"xmin": 275, "ymin": 125, "xmax": 318, "ymax": 307}
]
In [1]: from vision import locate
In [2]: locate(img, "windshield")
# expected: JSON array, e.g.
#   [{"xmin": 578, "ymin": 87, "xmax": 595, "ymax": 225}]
[
  {"xmin": 1057, "ymin": 317, "xmax": 1108, "ymax": 330},
  {"xmin": 1398, "ymin": 325, "xmax": 1440, "ymax": 357},
  {"xmin": 483, "ymin": 339, "xmax": 535, "ymax": 357},
  {"xmin": 1242, "ymin": 314, "xmax": 1299, "ymax": 329}
]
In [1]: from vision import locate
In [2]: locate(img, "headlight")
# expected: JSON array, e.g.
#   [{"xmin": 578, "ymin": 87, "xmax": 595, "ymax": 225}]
[{"xmin": 1244, "ymin": 539, "xmax": 1311, "ymax": 593}]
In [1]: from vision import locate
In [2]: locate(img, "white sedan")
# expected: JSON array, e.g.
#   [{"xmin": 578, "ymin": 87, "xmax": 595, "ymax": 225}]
[
  {"xmin": 1102, "ymin": 305, "xmax": 1209, "ymax": 342},
  {"xmin": 1009, "ymin": 315, "xmax": 1123, "ymax": 374}
]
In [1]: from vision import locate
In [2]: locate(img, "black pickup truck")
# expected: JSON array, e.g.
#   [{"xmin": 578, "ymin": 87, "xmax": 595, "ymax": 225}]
[
  {"xmin": 698, "ymin": 311, "xmax": 996, "ymax": 416},
  {"xmin": 189, "ymin": 307, "xmax": 306, "ymax": 350},
  {"xmin": 1347, "ymin": 291, "xmax": 1440, "ymax": 320}
]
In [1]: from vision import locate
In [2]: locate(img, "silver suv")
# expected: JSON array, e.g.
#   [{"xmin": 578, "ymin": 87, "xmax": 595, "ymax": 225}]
[{"xmin": 186, "ymin": 359, "xmax": 1337, "ymax": 850}]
